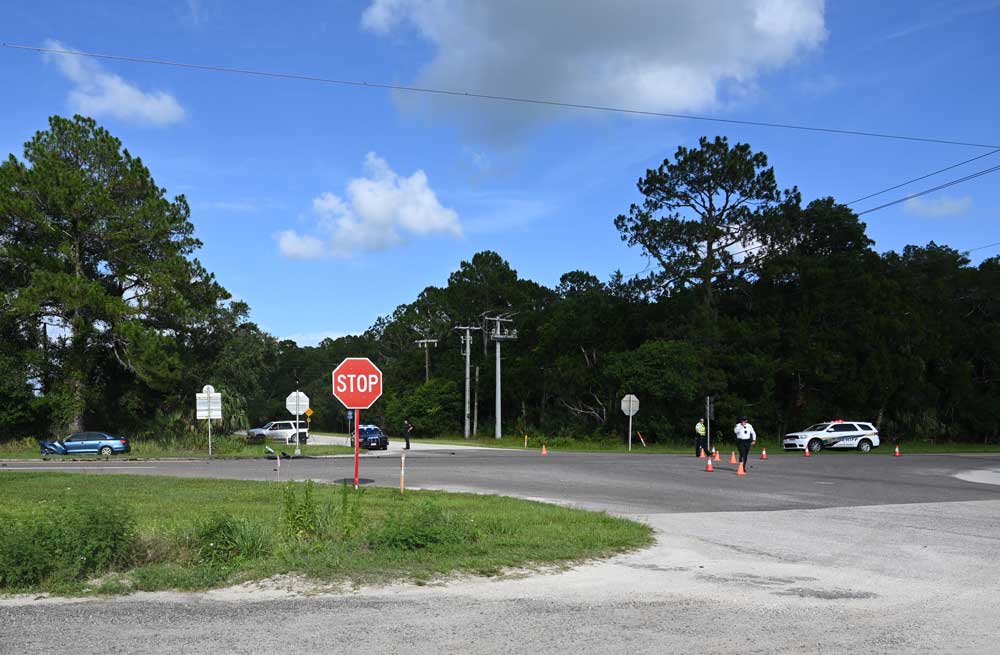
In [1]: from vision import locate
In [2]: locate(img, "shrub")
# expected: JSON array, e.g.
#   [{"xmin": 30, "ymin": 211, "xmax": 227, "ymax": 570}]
[
  {"xmin": 195, "ymin": 515, "xmax": 272, "ymax": 565},
  {"xmin": 368, "ymin": 500, "xmax": 476, "ymax": 551},
  {"xmin": 0, "ymin": 505, "xmax": 136, "ymax": 588},
  {"xmin": 282, "ymin": 481, "xmax": 320, "ymax": 539}
]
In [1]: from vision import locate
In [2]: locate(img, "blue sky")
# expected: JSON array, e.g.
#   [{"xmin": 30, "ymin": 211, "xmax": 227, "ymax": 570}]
[{"xmin": 4, "ymin": 0, "xmax": 999, "ymax": 344}]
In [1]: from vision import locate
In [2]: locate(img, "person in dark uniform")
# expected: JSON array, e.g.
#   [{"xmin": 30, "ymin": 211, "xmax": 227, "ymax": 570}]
[
  {"xmin": 733, "ymin": 417, "xmax": 756, "ymax": 471},
  {"xmin": 403, "ymin": 419, "xmax": 413, "ymax": 450}
]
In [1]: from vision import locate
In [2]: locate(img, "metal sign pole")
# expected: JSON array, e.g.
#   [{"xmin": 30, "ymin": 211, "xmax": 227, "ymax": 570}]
[
  {"xmin": 354, "ymin": 409, "xmax": 360, "ymax": 490},
  {"xmin": 628, "ymin": 408, "xmax": 633, "ymax": 452},
  {"xmin": 208, "ymin": 416, "xmax": 212, "ymax": 458},
  {"xmin": 294, "ymin": 392, "xmax": 301, "ymax": 457},
  {"xmin": 706, "ymin": 396, "xmax": 712, "ymax": 454}
]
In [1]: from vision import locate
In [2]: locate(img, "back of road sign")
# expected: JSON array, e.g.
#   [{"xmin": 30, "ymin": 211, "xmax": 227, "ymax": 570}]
[{"xmin": 620, "ymin": 394, "xmax": 639, "ymax": 417}]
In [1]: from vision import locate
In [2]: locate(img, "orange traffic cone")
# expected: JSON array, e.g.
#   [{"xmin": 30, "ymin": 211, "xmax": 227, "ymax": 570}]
[
  {"xmin": 804, "ymin": 447, "xmax": 811, "ymax": 457},
  {"xmin": 713, "ymin": 449, "xmax": 721, "ymax": 462},
  {"xmin": 541, "ymin": 445, "xmax": 548, "ymax": 456},
  {"xmin": 698, "ymin": 447, "xmax": 706, "ymax": 459},
  {"xmin": 761, "ymin": 448, "xmax": 768, "ymax": 460},
  {"xmin": 705, "ymin": 458, "xmax": 714, "ymax": 472},
  {"xmin": 736, "ymin": 462, "xmax": 746, "ymax": 476},
  {"xmin": 729, "ymin": 451, "xmax": 738, "ymax": 464},
  {"xmin": 893, "ymin": 444, "xmax": 901, "ymax": 457}
]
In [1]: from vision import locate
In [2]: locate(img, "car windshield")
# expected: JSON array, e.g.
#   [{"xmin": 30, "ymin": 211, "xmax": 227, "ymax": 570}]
[
  {"xmin": 804, "ymin": 423, "xmax": 830, "ymax": 432},
  {"xmin": 262, "ymin": 422, "xmax": 273, "ymax": 429}
]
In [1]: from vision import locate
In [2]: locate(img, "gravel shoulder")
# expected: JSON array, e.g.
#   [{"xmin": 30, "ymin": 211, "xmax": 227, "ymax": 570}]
[{"xmin": 3, "ymin": 498, "xmax": 999, "ymax": 654}]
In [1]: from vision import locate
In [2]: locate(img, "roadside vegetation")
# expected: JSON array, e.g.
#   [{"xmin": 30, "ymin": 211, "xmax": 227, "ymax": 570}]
[
  {"xmin": 0, "ymin": 436, "xmax": 353, "ymax": 460},
  {"xmin": 3, "ymin": 117, "xmax": 997, "ymax": 453},
  {"xmin": 0, "ymin": 473, "xmax": 653, "ymax": 595}
]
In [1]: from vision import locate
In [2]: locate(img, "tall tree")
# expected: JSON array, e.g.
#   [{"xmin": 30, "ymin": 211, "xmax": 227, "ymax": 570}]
[
  {"xmin": 614, "ymin": 136, "xmax": 780, "ymax": 313},
  {"xmin": 0, "ymin": 115, "xmax": 221, "ymax": 433}
]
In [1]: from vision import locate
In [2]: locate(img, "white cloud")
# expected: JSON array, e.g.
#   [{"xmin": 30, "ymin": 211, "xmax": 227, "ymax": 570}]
[
  {"xmin": 277, "ymin": 231, "xmax": 327, "ymax": 259},
  {"xmin": 277, "ymin": 152, "xmax": 461, "ymax": 259},
  {"xmin": 361, "ymin": 0, "xmax": 826, "ymax": 133},
  {"xmin": 43, "ymin": 39, "xmax": 185, "ymax": 126},
  {"xmin": 903, "ymin": 195, "xmax": 973, "ymax": 217}
]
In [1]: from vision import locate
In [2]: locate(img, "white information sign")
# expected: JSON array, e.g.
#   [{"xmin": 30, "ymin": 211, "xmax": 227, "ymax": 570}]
[
  {"xmin": 196, "ymin": 385, "xmax": 223, "ymax": 420},
  {"xmin": 195, "ymin": 384, "xmax": 222, "ymax": 457}
]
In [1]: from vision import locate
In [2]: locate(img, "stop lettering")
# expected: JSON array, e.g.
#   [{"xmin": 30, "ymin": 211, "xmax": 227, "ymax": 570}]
[{"xmin": 331, "ymin": 358, "xmax": 383, "ymax": 409}]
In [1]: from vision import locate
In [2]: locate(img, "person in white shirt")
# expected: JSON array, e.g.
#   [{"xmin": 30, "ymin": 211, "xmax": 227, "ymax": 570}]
[{"xmin": 733, "ymin": 417, "xmax": 756, "ymax": 471}]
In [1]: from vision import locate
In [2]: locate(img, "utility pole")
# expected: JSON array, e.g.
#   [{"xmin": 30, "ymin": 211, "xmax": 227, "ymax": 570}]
[
  {"xmin": 486, "ymin": 315, "xmax": 518, "ymax": 440},
  {"xmin": 454, "ymin": 325, "xmax": 482, "ymax": 439},
  {"xmin": 414, "ymin": 338, "xmax": 438, "ymax": 382},
  {"xmin": 473, "ymin": 365, "xmax": 479, "ymax": 436}
]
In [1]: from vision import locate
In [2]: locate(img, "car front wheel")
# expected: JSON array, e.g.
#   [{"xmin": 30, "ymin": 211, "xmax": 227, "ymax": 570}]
[
  {"xmin": 857, "ymin": 439, "xmax": 872, "ymax": 453},
  {"xmin": 99, "ymin": 446, "xmax": 113, "ymax": 456},
  {"xmin": 808, "ymin": 439, "xmax": 822, "ymax": 453}
]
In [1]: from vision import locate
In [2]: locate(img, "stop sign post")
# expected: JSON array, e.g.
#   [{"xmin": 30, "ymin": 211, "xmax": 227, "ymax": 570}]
[
  {"xmin": 620, "ymin": 394, "xmax": 639, "ymax": 452},
  {"xmin": 332, "ymin": 358, "xmax": 383, "ymax": 488}
]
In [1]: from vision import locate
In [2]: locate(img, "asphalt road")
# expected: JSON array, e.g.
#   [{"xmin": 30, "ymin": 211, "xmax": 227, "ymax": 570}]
[
  {"xmin": 4, "ymin": 449, "xmax": 1000, "ymax": 513},
  {"xmin": 3, "ymin": 449, "xmax": 1000, "ymax": 654}
]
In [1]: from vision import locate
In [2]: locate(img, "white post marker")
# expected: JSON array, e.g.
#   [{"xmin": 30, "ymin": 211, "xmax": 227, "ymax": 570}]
[
  {"xmin": 400, "ymin": 452, "xmax": 406, "ymax": 494},
  {"xmin": 196, "ymin": 385, "xmax": 223, "ymax": 457},
  {"xmin": 620, "ymin": 394, "xmax": 639, "ymax": 452},
  {"xmin": 286, "ymin": 391, "xmax": 310, "ymax": 457}
]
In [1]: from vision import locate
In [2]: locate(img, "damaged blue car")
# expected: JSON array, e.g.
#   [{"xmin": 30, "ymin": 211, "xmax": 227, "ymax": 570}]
[{"xmin": 40, "ymin": 432, "xmax": 131, "ymax": 457}]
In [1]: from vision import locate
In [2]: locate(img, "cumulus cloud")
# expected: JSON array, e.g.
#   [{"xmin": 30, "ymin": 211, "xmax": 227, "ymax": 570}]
[
  {"xmin": 361, "ymin": 0, "xmax": 826, "ymax": 133},
  {"xmin": 278, "ymin": 153, "xmax": 461, "ymax": 259},
  {"xmin": 43, "ymin": 39, "xmax": 185, "ymax": 126},
  {"xmin": 903, "ymin": 195, "xmax": 973, "ymax": 217}
]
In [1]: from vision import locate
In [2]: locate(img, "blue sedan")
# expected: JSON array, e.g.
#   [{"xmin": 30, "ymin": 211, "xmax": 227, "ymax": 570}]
[{"xmin": 40, "ymin": 432, "xmax": 131, "ymax": 456}]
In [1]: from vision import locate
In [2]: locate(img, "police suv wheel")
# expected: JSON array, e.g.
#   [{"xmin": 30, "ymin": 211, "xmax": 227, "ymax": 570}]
[
  {"xmin": 807, "ymin": 439, "xmax": 822, "ymax": 453},
  {"xmin": 858, "ymin": 439, "xmax": 872, "ymax": 453}
]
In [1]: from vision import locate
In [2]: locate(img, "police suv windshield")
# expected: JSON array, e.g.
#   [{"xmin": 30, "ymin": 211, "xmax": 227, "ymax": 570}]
[{"xmin": 804, "ymin": 423, "xmax": 831, "ymax": 432}]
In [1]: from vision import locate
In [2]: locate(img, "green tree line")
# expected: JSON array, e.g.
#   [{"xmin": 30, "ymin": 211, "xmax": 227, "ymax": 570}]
[{"xmin": 2, "ymin": 118, "xmax": 997, "ymax": 444}]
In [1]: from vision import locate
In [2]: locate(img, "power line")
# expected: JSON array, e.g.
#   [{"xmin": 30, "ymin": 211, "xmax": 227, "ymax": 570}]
[
  {"xmin": 856, "ymin": 163, "xmax": 1000, "ymax": 215},
  {"xmin": 846, "ymin": 148, "xmax": 1000, "ymax": 205},
  {"xmin": 967, "ymin": 241, "xmax": 1000, "ymax": 254},
  {"xmin": 3, "ymin": 41, "xmax": 999, "ymax": 150}
]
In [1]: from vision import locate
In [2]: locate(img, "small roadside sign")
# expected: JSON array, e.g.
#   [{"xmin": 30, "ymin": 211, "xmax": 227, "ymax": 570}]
[
  {"xmin": 620, "ymin": 394, "xmax": 639, "ymax": 417},
  {"xmin": 286, "ymin": 391, "xmax": 310, "ymax": 416},
  {"xmin": 196, "ymin": 385, "xmax": 223, "ymax": 420},
  {"xmin": 286, "ymin": 391, "xmax": 310, "ymax": 456},
  {"xmin": 195, "ymin": 384, "xmax": 222, "ymax": 457},
  {"xmin": 305, "ymin": 407, "xmax": 314, "ymax": 418},
  {"xmin": 620, "ymin": 394, "xmax": 639, "ymax": 452}
]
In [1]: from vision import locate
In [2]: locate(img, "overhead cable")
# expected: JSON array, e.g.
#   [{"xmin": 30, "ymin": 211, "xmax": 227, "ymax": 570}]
[{"xmin": 2, "ymin": 41, "xmax": 999, "ymax": 149}]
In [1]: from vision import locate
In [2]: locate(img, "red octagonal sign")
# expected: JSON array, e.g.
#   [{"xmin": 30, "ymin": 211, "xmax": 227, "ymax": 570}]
[{"xmin": 332, "ymin": 358, "xmax": 383, "ymax": 409}]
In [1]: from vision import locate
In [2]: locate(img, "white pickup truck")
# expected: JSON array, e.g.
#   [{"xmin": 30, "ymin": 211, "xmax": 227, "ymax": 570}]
[{"xmin": 246, "ymin": 420, "xmax": 309, "ymax": 445}]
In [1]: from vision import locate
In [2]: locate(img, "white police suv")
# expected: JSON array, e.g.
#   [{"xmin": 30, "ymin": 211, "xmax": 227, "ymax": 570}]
[{"xmin": 783, "ymin": 420, "xmax": 880, "ymax": 453}]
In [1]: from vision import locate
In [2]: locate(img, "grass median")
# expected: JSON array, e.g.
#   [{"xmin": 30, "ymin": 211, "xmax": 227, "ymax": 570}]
[{"xmin": 0, "ymin": 472, "xmax": 653, "ymax": 596}]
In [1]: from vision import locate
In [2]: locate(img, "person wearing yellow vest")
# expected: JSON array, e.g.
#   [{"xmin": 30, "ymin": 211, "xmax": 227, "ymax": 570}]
[{"xmin": 695, "ymin": 418, "xmax": 707, "ymax": 456}]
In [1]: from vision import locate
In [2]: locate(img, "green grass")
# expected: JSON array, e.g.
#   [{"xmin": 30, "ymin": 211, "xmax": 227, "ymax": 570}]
[
  {"xmin": 0, "ymin": 472, "xmax": 653, "ymax": 595},
  {"xmin": 0, "ymin": 436, "xmax": 353, "ymax": 460}
]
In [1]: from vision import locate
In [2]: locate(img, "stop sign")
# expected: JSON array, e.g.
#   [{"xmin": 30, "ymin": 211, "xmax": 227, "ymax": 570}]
[{"xmin": 332, "ymin": 358, "xmax": 383, "ymax": 409}]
